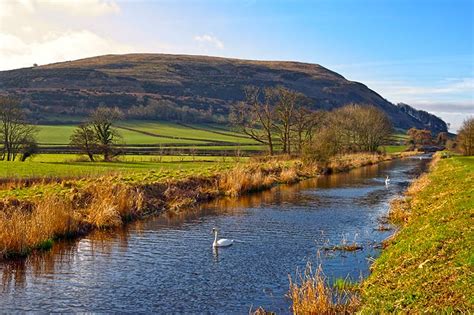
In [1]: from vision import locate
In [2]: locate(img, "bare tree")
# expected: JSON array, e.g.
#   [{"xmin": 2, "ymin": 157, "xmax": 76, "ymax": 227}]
[
  {"xmin": 457, "ymin": 117, "xmax": 474, "ymax": 156},
  {"xmin": 271, "ymin": 87, "xmax": 298, "ymax": 154},
  {"xmin": 329, "ymin": 104, "xmax": 392, "ymax": 152},
  {"xmin": 436, "ymin": 132, "xmax": 449, "ymax": 146},
  {"xmin": 89, "ymin": 107, "xmax": 124, "ymax": 161},
  {"xmin": 407, "ymin": 128, "xmax": 432, "ymax": 147},
  {"xmin": 353, "ymin": 105, "xmax": 393, "ymax": 152},
  {"xmin": 0, "ymin": 97, "xmax": 38, "ymax": 161},
  {"xmin": 293, "ymin": 107, "xmax": 325, "ymax": 154},
  {"xmin": 230, "ymin": 86, "xmax": 276, "ymax": 155},
  {"xmin": 304, "ymin": 104, "xmax": 392, "ymax": 161},
  {"xmin": 70, "ymin": 123, "xmax": 99, "ymax": 161}
]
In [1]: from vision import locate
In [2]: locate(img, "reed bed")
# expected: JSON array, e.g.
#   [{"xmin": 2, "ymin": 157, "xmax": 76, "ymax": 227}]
[{"xmin": 288, "ymin": 263, "xmax": 359, "ymax": 314}]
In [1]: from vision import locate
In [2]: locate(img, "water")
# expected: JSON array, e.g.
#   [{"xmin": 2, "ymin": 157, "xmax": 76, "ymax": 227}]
[{"xmin": 0, "ymin": 158, "xmax": 428, "ymax": 313}]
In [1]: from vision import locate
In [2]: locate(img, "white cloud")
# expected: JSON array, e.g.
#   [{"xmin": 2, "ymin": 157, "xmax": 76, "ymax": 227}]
[
  {"xmin": 0, "ymin": 0, "xmax": 120, "ymax": 17},
  {"xmin": 0, "ymin": 0, "xmax": 130, "ymax": 70},
  {"xmin": 0, "ymin": 30, "xmax": 133, "ymax": 70},
  {"xmin": 360, "ymin": 78, "xmax": 474, "ymax": 133},
  {"xmin": 38, "ymin": 0, "xmax": 120, "ymax": 16},
  {"xmin": 365, "ymin": 78, "xmax": 474, "ymax": 98},
  {"xmin": 194, "ymin": 34, "xmax": 224, "ymax": 49}
]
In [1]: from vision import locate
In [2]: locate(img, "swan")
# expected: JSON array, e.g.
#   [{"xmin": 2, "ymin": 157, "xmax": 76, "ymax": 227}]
[
  {"xmin": 385, "ymin": 175, "xmax": 390, "ymax": 185},
  {"xmin": 212, "ymin": 228, "xmax": 234, "ymax": 248}
]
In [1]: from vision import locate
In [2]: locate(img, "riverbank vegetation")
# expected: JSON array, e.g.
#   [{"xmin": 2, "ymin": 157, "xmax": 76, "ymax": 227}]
[
  {"xmin": 0, "ymin": 87, "xmax": 417, "ymax": 260},
  {"xmin": 288, "ymin": 263, "xmax": 360, "ymax": 314},
  {"xmin": 360, "ymin": 154, "xmax": 474, "ymax": 312},
  {"xmin": 0, "ymin": 151, "xmax": 415, "ymax": 259}
]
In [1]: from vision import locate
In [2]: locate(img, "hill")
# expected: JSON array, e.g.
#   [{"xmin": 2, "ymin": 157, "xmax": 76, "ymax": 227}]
[{"xmin": 0, "ymin": 53, "xmax": 447, "ymax": 132}]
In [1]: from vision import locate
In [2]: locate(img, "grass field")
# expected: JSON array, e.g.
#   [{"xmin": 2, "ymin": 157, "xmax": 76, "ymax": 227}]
[
  {"xmin": 382, "ymin": 145, "xmax": 408, "ymax": 153},
  {"xmin": 35, "ymin": 121, "xmax": 407, "ymax": 157},
  {"xmin": 360, "ymin": 155, "xmax": 474, "ymax": 312},
  {"xmin": 0, "ymin": 154, "xmax": 242, "ymax": 181},
  {"xmin": 36, "ymin": 121, "xmax": 257, "ymax": 146}
]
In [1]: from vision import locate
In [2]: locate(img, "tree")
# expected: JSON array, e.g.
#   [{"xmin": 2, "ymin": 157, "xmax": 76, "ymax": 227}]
[
  {"xmin": 407, "ymin": 128, "xmax": 432, "ymax": 147},
  {"xmin": 292, "ymin": 107, "xmax": 324, "ymax": 154},
  {"xmin": 436, "ymin": 132, "xmax": 449, "ymax": 146},
  {"xmin": 89, "ymin": 107, "xmax": 123, "ymax": 161},
  {"xmin": 457, "ymin": 117, "xmax": 474, "ymax": 156},
  {"xmin": 271, "ymin": 87, "xmax": 298, "ymax": 154},
  {"xmin": 352, "ymin": 105, "xmax": 393, "ymax": 152},
  {"xmin": 70, "ymin": 107, "xmax": 123, "ymax": 161},
  {"xmin": 230, "ymin": 86, "xmax": 276, "ymax": 155},
  {"xmin": 19, "ymin": 137, "xmax": 38, "ymax": 162},
  {"xmin": 0, "ymin": 97, "xmax": 38, "ymax": 161},
  {"xmin": 303, "ymin": 104, "xmax": 392, "ymax": 162},
  {"xmin": 70, "ymin": 123, "xmax": 99, "ymax": 161},
  {"xmin": 328, "ymin": 104, "xmax": 392, "ymax": 152}
]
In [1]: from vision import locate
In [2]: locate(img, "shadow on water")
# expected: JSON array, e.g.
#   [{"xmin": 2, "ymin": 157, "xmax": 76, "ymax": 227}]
[{"xmin": 0, "ymin": 158, "xmax": 429, "ymax": 313}]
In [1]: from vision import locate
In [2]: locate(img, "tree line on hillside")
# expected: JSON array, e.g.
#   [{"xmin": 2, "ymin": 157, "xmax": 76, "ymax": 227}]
[{"xmin": 0, "ymin": 94, "xmax": 473, "ymax": 162}]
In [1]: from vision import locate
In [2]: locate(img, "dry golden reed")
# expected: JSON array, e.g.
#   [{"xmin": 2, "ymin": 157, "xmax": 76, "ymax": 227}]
[{"xmin": 288, "ymin": 263, "xmax": 359, "ymax": 314}]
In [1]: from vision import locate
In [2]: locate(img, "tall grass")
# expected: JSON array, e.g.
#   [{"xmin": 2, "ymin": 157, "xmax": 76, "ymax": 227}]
[
  {"xmin": 0, "ymin": 183, "xmax": 145, "ymax": 258},
  {"xmin": 288, "ymin": 263, "xmax": 359, "ymax": 314}
]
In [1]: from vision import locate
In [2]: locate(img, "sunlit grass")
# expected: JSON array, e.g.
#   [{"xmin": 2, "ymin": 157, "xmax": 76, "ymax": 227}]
[{"xmin": 360, "ymin": 154, "xmax": 474, "ymax": 312}]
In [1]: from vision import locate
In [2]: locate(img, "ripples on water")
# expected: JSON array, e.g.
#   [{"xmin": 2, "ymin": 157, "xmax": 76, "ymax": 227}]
[{"xmin": 0, "ymin": 158, "xmax": 428, "ymax": 313}]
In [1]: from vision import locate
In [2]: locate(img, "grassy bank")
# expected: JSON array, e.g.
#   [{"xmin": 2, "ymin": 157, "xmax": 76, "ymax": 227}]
[
  {"xmin": 0, "ymin": 154, "xmax": 240, "ymax": 181},
  {"xmin": 0, "ymin": 152, "xmax": 413, "ymax": 260},
  {"xmin": 360, "ymin": 154, "xmax": 474, "ymax": 312}
]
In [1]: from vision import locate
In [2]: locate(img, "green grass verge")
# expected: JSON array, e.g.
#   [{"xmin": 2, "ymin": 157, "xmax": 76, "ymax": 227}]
[
  {"xmin": 382, "ymin": 145, "xmax": 408, "ymax": 153},
  {"xmin": 360, "ymin": 155, "xmax": 474, "ymax": 312},
  {"xmin": 0, "ymin": 154, "xmax": 241, "ymax": 180}
]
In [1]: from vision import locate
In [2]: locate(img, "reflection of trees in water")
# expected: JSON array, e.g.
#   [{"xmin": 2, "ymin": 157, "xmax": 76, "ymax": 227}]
[
  {"xmin": 0, "ymin": 228, "xmax": 134, "ymax": 291},
  {"xmin": 1, "ymin": 241, "xmax": 78, "ymax": 292},
  {"xmin": 2, "ymin": 259, "xmax": 26, "ymax": 292}
]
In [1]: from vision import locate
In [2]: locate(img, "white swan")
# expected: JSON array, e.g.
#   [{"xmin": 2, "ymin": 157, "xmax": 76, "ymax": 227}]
[
  {"xmin": 212, "ymin": 228, "xmax": 234, "ymax": 247},
  {"xmin": 385, "ymin": 175, "xmax": 390, "ymax": 185}
]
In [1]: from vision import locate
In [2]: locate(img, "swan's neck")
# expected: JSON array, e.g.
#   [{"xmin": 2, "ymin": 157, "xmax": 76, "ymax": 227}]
[{"xmin": 213, "ymin": 231, "xmax": 218, "ymax": 245}]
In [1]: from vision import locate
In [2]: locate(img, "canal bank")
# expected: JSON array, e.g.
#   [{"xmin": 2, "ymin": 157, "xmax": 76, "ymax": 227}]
[{"xmin": 360, "ymin": 154, "xmax": 473, "ymax": 313}]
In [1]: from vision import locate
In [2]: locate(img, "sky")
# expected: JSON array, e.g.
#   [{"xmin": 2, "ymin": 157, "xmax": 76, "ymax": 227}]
[{"xmin": 0, "ymin": 0, "xmax": 472, "ymax": 131}]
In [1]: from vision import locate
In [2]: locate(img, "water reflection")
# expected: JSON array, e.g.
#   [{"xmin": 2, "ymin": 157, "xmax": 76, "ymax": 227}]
[{"xmin": 0, "ymin": 158, "xmax": 429, "ymax": 313}]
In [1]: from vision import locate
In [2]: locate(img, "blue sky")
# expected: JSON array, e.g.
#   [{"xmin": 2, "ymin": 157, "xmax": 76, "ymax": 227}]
[{"xmin": 0, "ymin": 0, "xmax": 472, "ymax": 130}]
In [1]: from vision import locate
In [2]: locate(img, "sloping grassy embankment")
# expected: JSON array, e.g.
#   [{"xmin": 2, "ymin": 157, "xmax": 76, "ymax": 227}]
[{"xmin": 360, "ymin": 154, "xmax": 474, "ymax": 312}]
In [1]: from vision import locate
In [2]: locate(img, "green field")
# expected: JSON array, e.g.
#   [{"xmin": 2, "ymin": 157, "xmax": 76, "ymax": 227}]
[
  {"xmin": 0, "ymin": 154, "xmax": 242, "ymax": 180},
  {"xmin": 36, "ymin": 121, "xmax": 257, "ymax": 146},
  {"xmin": 360, "ymin": 155, "xmax": 474, "ymax": 312},
  {"xmin": 382, "ymin": 145, "xmax": 408, "ymax": 153}
]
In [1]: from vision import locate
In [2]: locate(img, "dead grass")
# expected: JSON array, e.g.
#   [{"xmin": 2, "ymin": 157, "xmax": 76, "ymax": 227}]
[
  {"xmin": 288, "ymin": 263, "xmax": 359, "ymax": 314},
  {"xmin": 388, "ymin": 164, "xmax": 432, "ymax": 226},
  {"xmin": 0, "ymin": 195, "xmax": 79, "ymax": 257},
  {"xmin": 387, "ymin": 197, "xmax": 411, "ymax": 225}
]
